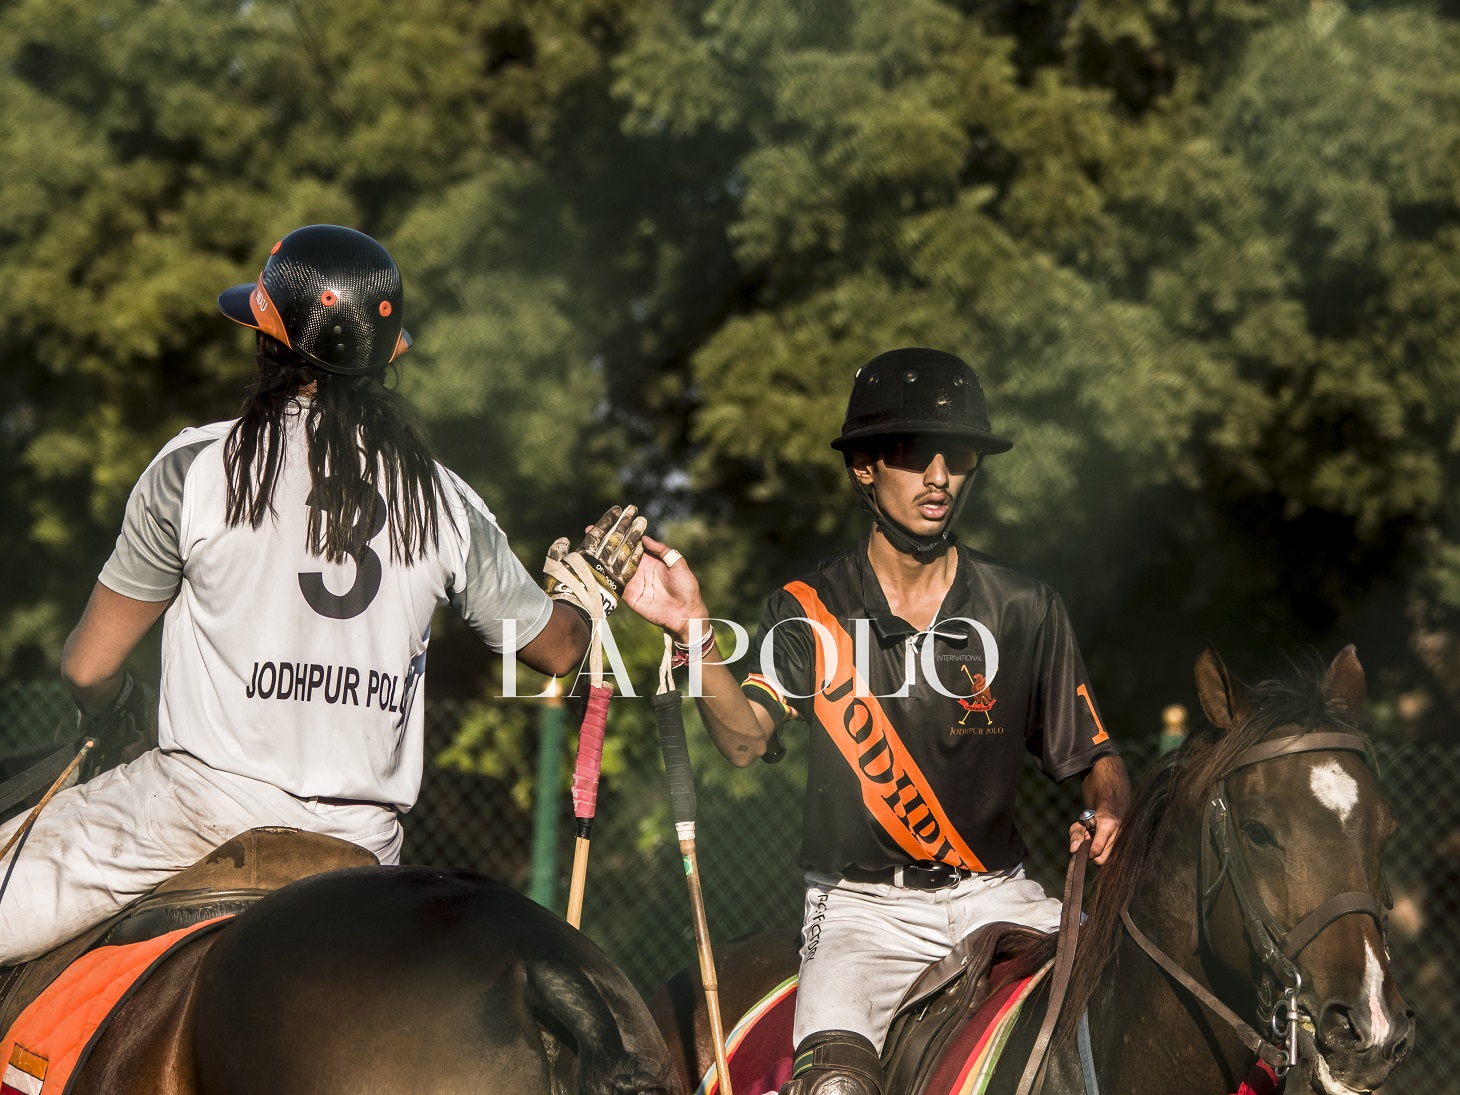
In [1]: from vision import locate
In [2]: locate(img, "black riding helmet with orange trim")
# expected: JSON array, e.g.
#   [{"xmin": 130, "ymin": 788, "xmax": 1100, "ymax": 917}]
[{"xmin": 218, "ymin": 224, "xmax": 411, "ymax": 376}]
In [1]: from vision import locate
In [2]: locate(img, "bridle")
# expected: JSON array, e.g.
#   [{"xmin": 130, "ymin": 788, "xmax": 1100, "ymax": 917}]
[{"xmin": 1122, "ymin": 730, "xmax": 1389, "ymax": 1076}]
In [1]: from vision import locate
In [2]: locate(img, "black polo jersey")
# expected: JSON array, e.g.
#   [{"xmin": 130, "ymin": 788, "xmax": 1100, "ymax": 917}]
[{"xmin": 741, "ymin": 537, "xmax": 1117, "ymax": 876}]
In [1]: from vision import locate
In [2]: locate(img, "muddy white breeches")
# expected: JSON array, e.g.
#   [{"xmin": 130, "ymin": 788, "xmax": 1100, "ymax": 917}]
[{"xmin": 0, "ymin": 748, "xmax": 401, "ymax": 964}]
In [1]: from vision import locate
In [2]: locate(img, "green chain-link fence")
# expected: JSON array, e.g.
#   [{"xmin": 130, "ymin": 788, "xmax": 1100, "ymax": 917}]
[{"xmin": 0, "ymin": 683, "xmax": 1452, "ymax": 1091}]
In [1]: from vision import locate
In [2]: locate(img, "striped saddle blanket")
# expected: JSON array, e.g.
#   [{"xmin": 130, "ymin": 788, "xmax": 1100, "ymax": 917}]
[{"xmin": 694, "ymin": 960, "xmax": 1053, "ymax": 1095}]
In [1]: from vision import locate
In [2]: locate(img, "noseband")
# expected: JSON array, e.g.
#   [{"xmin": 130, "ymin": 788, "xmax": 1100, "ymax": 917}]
[{"xmin": 1123, "ymin": 730, "xmax": 1388, "ymax": 1076}]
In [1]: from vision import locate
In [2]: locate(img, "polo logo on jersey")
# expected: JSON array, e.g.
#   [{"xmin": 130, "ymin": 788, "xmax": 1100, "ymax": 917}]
[
  {"xmin": 784, "ymin": 581, "xmax": 986, "ymax": 872},
  {"xmin": 956, "ymin": 667, "xmax": 996, "ymax": 727}
]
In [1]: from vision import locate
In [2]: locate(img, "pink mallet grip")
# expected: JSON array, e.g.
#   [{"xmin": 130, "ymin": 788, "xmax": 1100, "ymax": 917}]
[{"xmin": 571, "ymin": 684, "xmax": 613, "ymax": 820}]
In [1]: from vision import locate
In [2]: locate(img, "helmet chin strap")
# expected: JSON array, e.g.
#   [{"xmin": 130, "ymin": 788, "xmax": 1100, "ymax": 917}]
[{"xmin": 849, "ymin": 468, "xmax": 978, "ymax": 557}]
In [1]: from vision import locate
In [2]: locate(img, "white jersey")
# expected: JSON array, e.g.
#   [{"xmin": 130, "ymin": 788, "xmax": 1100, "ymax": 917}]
[{"xmin": 98, "ymin": 411, "xmax": 553, "ymax": 810}]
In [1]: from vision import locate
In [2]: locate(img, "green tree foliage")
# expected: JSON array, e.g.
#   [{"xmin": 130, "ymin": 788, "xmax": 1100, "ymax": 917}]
[
  {"xmin": 612, "ymin": 0, "xmax": 1460, "ymax": 737},
  {"xmin": 0, "ymin": 0, "xmax": 640, "ymax": 666},
  {"xmin": 3, "ymin": 0, "xmax": 1460, "ymax": 764}
]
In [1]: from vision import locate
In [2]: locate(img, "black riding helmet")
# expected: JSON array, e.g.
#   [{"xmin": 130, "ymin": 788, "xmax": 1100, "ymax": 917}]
[
  {"xmin": 831, "ymin": 348, "xmax": 1012, "ymax": 555},
  {"xmin": 831, "ymin": 347, "xmax": 1011, "ymax": 456},
  {"xmin": 218, "ymin": 225, "xmax": 411, "ymax": 376}
]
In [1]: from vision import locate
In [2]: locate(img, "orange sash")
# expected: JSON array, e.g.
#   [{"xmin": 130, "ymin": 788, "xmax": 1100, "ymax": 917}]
[{"xmin": 784, "ymin": 582, "xmax": 985, "ymax": 871}]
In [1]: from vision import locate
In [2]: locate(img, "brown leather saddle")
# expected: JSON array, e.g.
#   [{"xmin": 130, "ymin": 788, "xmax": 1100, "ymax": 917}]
[
  {"xmin": 881, "ymin": 922, "xmax": 1054, "ymax": 1095},
  {"xmin": 0, "ymin": 826, "xmax": 376, "ymax": 1032}
]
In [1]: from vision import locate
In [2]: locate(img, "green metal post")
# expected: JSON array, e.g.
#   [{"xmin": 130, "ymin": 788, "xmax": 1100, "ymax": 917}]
[{"xmin": 530, "ymin": 689, "xmax": 566, "ymax": 909}]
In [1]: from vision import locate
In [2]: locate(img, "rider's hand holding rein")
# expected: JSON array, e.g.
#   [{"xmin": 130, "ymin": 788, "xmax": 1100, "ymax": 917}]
[
  {"xmin": 625, "ymin": 536, "xmax": 787, "ymax": 766},
  {"xmin": 1069, "ymin": 754, "xmax": 1128, "ymax": 867}
]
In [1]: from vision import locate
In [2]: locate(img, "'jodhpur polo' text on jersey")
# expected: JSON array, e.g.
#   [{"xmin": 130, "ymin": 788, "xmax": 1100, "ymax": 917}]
[
  {"xmin": 99, "ymin": 412, "xmax": 553, "ymax": 811},
  {"xmin": 742, "ymin": 538, "xmax": 1117, "ymax": 876}
]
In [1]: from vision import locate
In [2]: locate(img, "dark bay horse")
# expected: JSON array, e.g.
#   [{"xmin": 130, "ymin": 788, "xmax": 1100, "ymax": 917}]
[
  {"xmin": 68, "ymin": 866, "xmax": 677, "ymax": 1095},
  {"xmin": 653, "ymin": 645, "xmax": 1413, "ymax": 1095}
]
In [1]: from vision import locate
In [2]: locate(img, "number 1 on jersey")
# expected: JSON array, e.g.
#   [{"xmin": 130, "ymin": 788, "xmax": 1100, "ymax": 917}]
[{"xmin": 1077, "ymin": 683, "xmax": 1109, "ymax": 745}]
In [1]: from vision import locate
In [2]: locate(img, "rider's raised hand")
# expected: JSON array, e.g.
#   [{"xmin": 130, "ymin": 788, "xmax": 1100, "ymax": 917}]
[
  {"xmin": 544, "ymin": 504, "xmax": 647, "ymax": 618},
  {"xmin": 581, "ymin": 505, "xmax": 647, "ymax": 593},
  {"xmin": 623, "ymin": 534, "xmax": 708, "ymax": 642}
]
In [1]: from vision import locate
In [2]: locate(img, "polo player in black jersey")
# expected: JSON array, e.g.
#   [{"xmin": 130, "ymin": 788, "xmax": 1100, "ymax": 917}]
[{"xmin": 625, "ymin": 347, "xmax": 1130, "ymax": 1095}]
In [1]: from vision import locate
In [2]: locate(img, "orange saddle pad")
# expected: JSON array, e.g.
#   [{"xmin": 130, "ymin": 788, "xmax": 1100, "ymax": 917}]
[{"xmin": 0, "ymin": 917, "xmax": 229, "ymax": 1095}]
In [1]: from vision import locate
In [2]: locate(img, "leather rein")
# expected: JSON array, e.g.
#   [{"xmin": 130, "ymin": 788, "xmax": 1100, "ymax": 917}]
[
  {"xmin": 1122, "ymin": 730, "xmax": 1388, "ymax": 1076},
  {"xmin": 1013, "ymin": 810, "xmax": 1096, "ymax": 1095}
]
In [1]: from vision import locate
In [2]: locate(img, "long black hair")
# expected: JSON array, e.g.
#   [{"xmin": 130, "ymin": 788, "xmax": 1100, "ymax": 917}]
[{"xmin": 224, "ymin": 335, "xmax": 450, "ymax": 565}]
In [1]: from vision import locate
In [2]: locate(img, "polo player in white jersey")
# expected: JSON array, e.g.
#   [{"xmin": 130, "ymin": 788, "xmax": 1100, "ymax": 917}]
[{"xmin": 0, "ymin": 225, "xmax": 642, "ymax": 964}]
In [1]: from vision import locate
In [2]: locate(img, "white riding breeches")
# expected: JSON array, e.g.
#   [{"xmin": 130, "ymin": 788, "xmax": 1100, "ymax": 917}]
[
  {"xmin": 792, "ymin": 867, "xmax": 1063, "ymax": 1053},
  {"xmin": 0, "ymin": 748, "xmax": 402, "ymax": 964}
]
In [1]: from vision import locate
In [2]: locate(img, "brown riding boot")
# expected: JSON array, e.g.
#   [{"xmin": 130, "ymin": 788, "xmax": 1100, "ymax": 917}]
[{"xmin": 780, "ymin": 1030, "xmax": 883, "ymax": 1095}]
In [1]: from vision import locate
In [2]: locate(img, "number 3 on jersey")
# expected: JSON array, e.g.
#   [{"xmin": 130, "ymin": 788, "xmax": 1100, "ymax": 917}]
[{"xmin": 298, "ymin": 486, "xmax": 386, "ymax": 620}]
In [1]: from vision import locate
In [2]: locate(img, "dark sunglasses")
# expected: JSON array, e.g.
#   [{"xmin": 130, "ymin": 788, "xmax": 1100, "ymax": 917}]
[{"xmin": 879, "ymin": 436, "xmax": 981, "ymax": 476}]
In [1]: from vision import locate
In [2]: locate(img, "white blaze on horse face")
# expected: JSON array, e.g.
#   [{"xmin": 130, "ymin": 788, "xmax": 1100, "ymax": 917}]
[
  {"xmin": 1363, "ymin": 940, "xmax": 1391, "ymax": 1047},
  {"xmin": 1309, "ymin": 760, "xmax": 1360, "ymax": 824}
]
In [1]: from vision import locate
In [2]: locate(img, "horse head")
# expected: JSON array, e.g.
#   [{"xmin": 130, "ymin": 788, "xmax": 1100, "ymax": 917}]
[{"xmin": 1193, "ymin": 644, "xmax": 1413, "ymax": 1094}]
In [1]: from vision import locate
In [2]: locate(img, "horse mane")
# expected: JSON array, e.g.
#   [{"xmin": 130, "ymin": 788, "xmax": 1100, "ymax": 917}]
[{"xmin": 1056, "ymin": 658, "xmax": 1368, "ymax": 1046}]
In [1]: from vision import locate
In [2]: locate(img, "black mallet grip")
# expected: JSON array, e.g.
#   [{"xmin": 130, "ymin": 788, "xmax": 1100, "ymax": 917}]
[{"xmin": 651, "ymin": 689, "xmax": 697, "ymax": 827}]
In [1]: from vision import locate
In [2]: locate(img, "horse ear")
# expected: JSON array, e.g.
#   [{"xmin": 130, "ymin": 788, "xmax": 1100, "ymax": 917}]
[
  {"xmin": 1322, "ymin": 644, "xmax": 1366, "ymax": 712},
  {"xmin": 1194, "ymin": 642, "xmax": 1251, "ymax": 733}
]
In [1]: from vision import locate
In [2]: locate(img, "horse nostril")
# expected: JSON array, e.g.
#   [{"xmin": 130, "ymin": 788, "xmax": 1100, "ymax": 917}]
[
  {"xmin": 1386, "ymin": 1008, "xmax": 1415, "ymax": 1063},
  {"xmin": 1317, "ymin": 1001, "xmax": 1363, "ymax": 1051}
]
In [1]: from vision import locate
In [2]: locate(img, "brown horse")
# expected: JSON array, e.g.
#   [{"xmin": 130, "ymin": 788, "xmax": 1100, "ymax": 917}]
[
  {"xmin": 49, "ymin": 865, "xmax": 677, "ymax": 1095},
  {"xmin": 653, "ymin": 645, "xmax": 1413, "ymax": 1095}
]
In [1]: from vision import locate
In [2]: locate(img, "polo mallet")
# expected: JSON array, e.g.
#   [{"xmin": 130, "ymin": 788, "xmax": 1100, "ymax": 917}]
[
  {"xmin": 547, "ymin": 505, "xmax": 643, "ymax": 928},
  {"xmin": 0, "ymin": 736, "xmax": 96, "ymax": 911},
  {"xmin": 544, "ymin": 545, "xmax": 615, "ymax": 929},
  {"xmin": 652, "ymin": 636, "xmax": 734, "ymax": 1095},
  {"xmin": 566, "ymin": 672, "xmax": 612, "ymax": 929}
]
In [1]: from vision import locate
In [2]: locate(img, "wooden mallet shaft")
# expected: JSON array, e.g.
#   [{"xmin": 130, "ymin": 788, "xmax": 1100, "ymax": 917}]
[{"xmin": 652, "ymin": 686, "xmax": 734, "ymax": 1095}]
